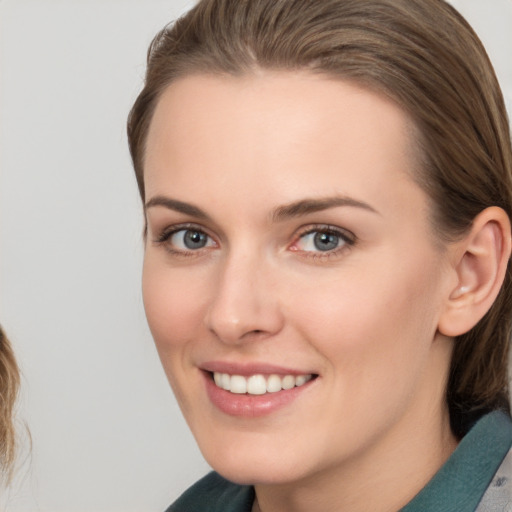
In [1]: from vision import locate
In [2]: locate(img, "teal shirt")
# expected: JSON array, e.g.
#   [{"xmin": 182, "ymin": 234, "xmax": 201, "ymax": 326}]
[{"xmin": 167, "ymin": 411, "xmax": 512, "ymax": 512}]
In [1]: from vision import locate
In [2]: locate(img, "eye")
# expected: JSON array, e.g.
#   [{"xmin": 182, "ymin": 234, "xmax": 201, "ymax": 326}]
[
  {"xmin": 290, "ymin": 225, "xmax": 355, "ymax": 255},
  {"xmin": 154, "ymin": 225, "xmax": 217, "ymax": 255},
  {"xmin": 171, "ymin": 229, "xmax": 213, "ymax": 250},
  {"xmin": 299, "ymin": 231, "xmax": 341, "ymax": 252}
]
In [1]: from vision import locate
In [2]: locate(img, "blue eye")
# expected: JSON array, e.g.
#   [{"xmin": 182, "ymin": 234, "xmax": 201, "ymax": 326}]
[
  {"xmin": 312, "ymin": 232, "xmax": 340, "ymax": 251},
  {"xmin": 294, "ymin": 227, "xmax": 353, "ymax": 254},
  {"xmin": 169, "ymin": 229, "xmax": 214, "ymax": 250}
]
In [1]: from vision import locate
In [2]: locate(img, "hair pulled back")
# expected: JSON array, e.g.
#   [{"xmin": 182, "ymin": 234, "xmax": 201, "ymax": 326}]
[{"xmin": 128, "ymin": 0, "xmax": 512, "ymax": 435}]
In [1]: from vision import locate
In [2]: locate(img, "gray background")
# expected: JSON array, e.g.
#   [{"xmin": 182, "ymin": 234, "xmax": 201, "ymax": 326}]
[{"xmin": 0, "ymin": 1, "xmax": 511, "ymax": 511}]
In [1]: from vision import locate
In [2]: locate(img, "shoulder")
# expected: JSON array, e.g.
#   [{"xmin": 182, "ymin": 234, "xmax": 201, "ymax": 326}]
[{"xmin": 165, "ymin": 472, "xmax": 254, "ymax": 512}]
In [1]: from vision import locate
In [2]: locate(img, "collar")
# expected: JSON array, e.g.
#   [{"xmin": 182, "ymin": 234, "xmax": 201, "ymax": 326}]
[{"xmin": 401, "ymin": 410, "xmax": 512, "ymax": 511}]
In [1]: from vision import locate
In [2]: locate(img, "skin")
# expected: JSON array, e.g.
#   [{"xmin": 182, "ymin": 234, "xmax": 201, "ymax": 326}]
[{"xmin": 142, "ymin": 72, "xmax": 459, "ymax": 512}]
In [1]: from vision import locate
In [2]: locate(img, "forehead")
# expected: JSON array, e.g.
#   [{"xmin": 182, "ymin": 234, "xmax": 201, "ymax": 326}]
[
  {"xmin": 144, "ymin": 71, "xmax": 425, "ymax": 222},
  {"xmin": 146, "ymin": 71, "xmax": 416, "ymax": 162}
]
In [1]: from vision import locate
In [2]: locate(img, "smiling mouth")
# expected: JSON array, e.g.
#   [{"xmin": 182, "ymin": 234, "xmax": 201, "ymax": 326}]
[{"xmin": 212, "ymin": 372, "xmax": 316, "ymax": 395}]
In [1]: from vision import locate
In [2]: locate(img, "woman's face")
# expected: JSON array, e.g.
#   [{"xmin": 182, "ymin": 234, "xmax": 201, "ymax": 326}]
[{"xmin": 143, "ymin": 72, "xmax": 456, "ymax": 485}]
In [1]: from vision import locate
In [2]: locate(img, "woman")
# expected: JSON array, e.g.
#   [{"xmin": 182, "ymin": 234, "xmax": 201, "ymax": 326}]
[
  {"xmin": 0, "ymin": 326, "xmax": 19, "ymax": 484},
  {"xmin": 128, "ymin": 0, "xmax": 512, "ymax": 510}
]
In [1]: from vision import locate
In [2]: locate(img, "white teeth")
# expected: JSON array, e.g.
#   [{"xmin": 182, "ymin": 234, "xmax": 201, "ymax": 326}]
[
  {"xmin": 213, "ymin": 372, "xmax": 313, "ymax": 395},
  {"xmin": 247, "ymin": 375, "xmax": 267, "ymax": 395},
  {"xmin": 295, "ymin": 375, "xmax": 308, "ymax": 386},
  {"xmin": 230, "ymin": 375, "xmax": 247, "ymax": 394},
  {"xmin": 266, "ymin": 374, "xmax": 282, "ymax": 393},
  {"xmin": 221, "ymin": 373, "xmax": 231, "ymax": 391},
  {"xmin": 282, "ymin": 375, "xmax": 295, "ymax": 390}
]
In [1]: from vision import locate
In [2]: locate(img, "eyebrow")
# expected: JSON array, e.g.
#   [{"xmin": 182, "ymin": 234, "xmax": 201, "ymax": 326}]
[
  {"xmin": 271, "ymin": 196, "xmax": 379, "ymax": 222},
  {"xmin": 145, "ymin": 194, "xmax": 379, "ymax": 222},
  {"xmin": 145, "ymin": 196, "xmax": 210, "ymax": 220}
]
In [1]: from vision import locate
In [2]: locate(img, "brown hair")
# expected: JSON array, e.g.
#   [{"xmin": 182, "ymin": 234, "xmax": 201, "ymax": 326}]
[
  {"xmin": 127, "ymin": 0, "xmax": 512, "ymax": 434},
  {"xmin": 0, "ymin": 326, "xmax": 19, "ymax": 482}
]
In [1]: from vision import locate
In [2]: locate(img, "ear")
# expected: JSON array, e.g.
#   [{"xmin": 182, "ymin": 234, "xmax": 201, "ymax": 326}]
[{"xmin": 438, "ymin": 207, "xmax": 511, "ymax": 337}]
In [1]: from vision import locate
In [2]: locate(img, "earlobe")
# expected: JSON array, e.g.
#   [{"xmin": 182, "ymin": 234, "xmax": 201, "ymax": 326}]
[{"xmin": 438, "ymin": 207, "xmax": 511, "ymax": 337}]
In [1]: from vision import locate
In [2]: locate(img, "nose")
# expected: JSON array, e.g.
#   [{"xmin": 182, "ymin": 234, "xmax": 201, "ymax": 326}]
[{"xmin": 204, "ymin": 250, "xmax": 285, "ymax": 345}]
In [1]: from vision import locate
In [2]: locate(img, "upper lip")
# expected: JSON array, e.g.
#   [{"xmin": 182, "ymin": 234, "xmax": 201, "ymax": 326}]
[{"xmin": 201, "ymin": 361, "xmax": 316, "ymax": 376}]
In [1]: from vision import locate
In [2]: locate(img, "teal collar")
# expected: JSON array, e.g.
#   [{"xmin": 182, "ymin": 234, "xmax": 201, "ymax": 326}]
[{"xmin": 401, "ymin": 410, "xmax": 512, "ymax": 511}]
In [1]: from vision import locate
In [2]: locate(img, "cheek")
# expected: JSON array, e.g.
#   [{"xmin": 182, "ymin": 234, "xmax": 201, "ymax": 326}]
[
  {"xmin": 286, "ymin": 255, "xmax": 443, "ymax": 376},
  {"xmin": 142, "ymin": 257, "xmax": 215, "ymax": 414},
  {"xmin": 142, "ymin": 257, "xmax": 208, "ymax": 355},
  {"xmin": 287, "ymin": 267, "xmax": 443, "ymax": 441}
]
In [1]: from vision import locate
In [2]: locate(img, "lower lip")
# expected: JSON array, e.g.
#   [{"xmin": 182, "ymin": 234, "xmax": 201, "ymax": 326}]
[{"xmin": 203, "ymin": 372, "xmax": 315, "ymax": 417}]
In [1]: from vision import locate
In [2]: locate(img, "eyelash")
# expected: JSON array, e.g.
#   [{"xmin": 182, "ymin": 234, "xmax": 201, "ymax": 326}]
[
  {"xmin": 153, "ymin": 223, "xmax": 217, "ymax": 257},
  {"xmin": 152, "ymin": 223, "xmax": 356, "ymax": 259},
  {"xmin": 290, "ymin": 224, "xmax": 356, "ymax": 260}
]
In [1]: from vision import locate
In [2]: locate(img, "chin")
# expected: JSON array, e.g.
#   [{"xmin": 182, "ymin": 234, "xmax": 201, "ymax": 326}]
[
  {"xmin": 198, "ymin": 437, "xmax": 314, "ymax": 485},
  {"xmin": 212, "ymin": 460, "xmax": 307, "ymax": 486}
]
